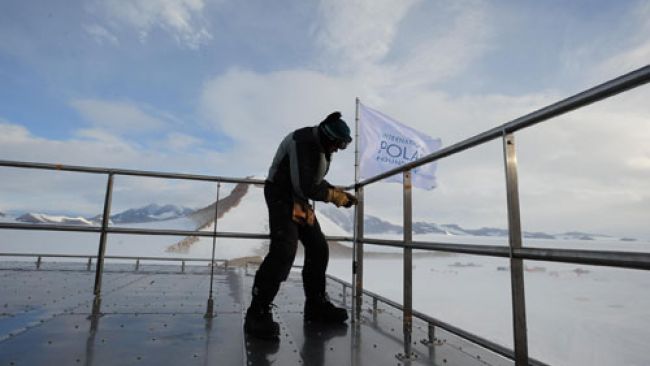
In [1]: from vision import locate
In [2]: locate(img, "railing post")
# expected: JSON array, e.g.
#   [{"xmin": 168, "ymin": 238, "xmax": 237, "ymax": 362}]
[
  {"xmin": 424, "ymin": 322, "xmax": 437, "ymax": 360},
  {"xmin": 503, "ymin": 133, "xmax": 529, "ymax": 365},
  {"xmin": 372, "ymin": 297, "xmax": 378, "ymax": 322},
  {"xmin": 92, "ymin": 172, "xmax": 114, "ymax": 317},
  {"xmin": 397, "ymin": 170, "xmax": 415, "ymax": 360},
  {"xmin": 352, "ymin": 185, "xmax": 364, "ymax": 322},
  {"xmin": 135, "ymin": 259, "xmax": 140, "ymax": 271},
  {"xmin": 87, "ymin": 257, "xmax": 92, "ymax": 271},
  {"xmin": 428, "ymin": 322, "xmax": 436, "ymax": 344},
  {"xmin": 205, "ymin": 182, "xmax": 221, "ymax": 319}
]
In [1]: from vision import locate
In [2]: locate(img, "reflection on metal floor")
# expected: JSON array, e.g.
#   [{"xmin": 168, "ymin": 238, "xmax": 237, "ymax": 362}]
[{"xmin": 0, "ymin": 262, "xmax": 510, "ymax": 366}]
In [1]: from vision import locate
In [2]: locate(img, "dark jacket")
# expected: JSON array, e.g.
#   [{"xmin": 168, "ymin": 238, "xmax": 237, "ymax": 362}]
[{"xmin": 266, "ymin": 126, "xmax": 332, "ymax": 204}]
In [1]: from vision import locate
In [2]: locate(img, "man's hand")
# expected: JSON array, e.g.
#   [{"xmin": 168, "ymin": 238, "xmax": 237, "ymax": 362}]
[
  {"xmin": 293, "ymin": 202, "xmax": 316, "ymax": 226},
  {"xmin": 328, "ymin": 188, "xmax": 358, "ymax": 208},
  {"xmin": 342, "ymin": 191, "xmax": 358, "ymax": 207}
]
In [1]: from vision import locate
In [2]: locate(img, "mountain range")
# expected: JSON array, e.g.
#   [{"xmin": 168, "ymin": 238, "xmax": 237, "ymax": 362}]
[
  {"xmin": 15, "ymin": 213, "xmax": 95, "ymax": 226},
  {"xmin": 8, "ymin": 200, "xmax": 634, "ymax": 242},
  {"xmin": 14, "ymin": 203, "xmax": 193, "ymax": 226},
  {"xmin": 92, "ymin": 203, "xmax": 194, "ymax": 224},
  {"xmin": 316, "ymin": 206, "xmax": 626, "ymax": 241}
]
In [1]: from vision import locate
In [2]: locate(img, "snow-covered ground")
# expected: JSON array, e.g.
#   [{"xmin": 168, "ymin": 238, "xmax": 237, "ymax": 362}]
[{"xmin": 2, "ymin": 188, "xmax": 650, "ymax": 366}]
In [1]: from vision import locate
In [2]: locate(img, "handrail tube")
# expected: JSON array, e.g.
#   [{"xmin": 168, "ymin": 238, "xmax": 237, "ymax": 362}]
[
  {"xmin": 0, "ymin": 252, "xmax": 225, "ymax": 262},
  {"xmin": 326, "ymin": 235, "xmax": 355, "ymax": 242},
  {"xmin": 3, "ymin": 220, "xmax": 649, "ymax": 269},
  {"xmin": 352, "ymin": 64, "xmax": 650, "ymax": 189},
  {"xmin": 0, "ymin": 160, "xmax": 266, "ymax": 185},
  {"xmin": 359, "ymin": 237, "xmax": 650, "ymax": 270},
  {"xmin": 0, "ymin": 222, "xmax": 353, "ymax": 242},
  {"xmin": 109, "ymin": 228, "xmax": 348, "ymax": 242},
  {"xmin": 108, "ymin": 227, "xmax": 269, "ymax": 239},
  {"xmin": 0, "ymin": 223, "xmax": 271, "ymax": 239},
  {"xmin": 1, "ymin": 253, "xmax": 96, "ymax": 259},
  {"xmin": 362, "ymin": 237, "xmax": 510, "ymax": 256},
  {"xmin": 514, "ymin": 247, "xmax": 650, "ymax": 271}
]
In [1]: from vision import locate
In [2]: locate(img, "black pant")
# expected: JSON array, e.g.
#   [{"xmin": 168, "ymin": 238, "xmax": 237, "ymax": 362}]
[{"xmin": 251, "ymin": 183, "xmax": 329, "ymax": 308}]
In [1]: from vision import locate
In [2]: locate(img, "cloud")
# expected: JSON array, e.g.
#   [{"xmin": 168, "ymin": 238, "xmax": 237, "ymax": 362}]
[
  {"xmin": 70, "ymin": 99, "xmax": 168, "ymax": 135},
  {"xmin": 3, "ymin": 108, "xmax": 222, "ymax": 172},
  {"xmin": 83, "ymin": 24, "xmax": 119, "ymax": 46},
  {"xmin": 584, "ymin": 1, "xmax": 650, "ymax": 81},
  {"xmin": 88, "ymin": 0, "xmax": 213, "ymax": 49},
  {"xmin": 0, "ymin": 120, "xmax": 224, "ymax": 214},
  {"xmin": 390, "ymin": 2, "xmax": 492, "ymax": 90},
  {"xmin": 314, "ymin": 0, "xmax": 493, "ymax": 92},
  {"xmin": 0, "ymin": 122, "xmax": 31, "ymax": 142},
  {"xmin": 198, "ymin": 64, "xmax": 538, "ymax": 217},
  {"xmin": 162, "ymin": 132, "xmax": 204, "ymax": 151},
  {"xmin": 595, "ymin": 40, "xmax": 650, "ymax": 79},
  {"xmin": 199, "ymin": 68, "xmax": 361, "ymax": 177},
  {"xmin": 197, "ymin": 0, "xmax": 494, "ymax": 164},
  {"xmin": 316, "ymin": 0, "xmax": 421, "ymax": 70}
]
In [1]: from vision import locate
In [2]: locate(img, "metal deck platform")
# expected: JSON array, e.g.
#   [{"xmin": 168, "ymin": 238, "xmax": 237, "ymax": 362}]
[{"xmin": 0, "ymin": 262, "xmax": 510, "ymax": 366}]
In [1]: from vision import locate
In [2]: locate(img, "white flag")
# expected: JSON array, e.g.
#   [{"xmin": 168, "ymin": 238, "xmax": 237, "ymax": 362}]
[{"xmin": 358, "ymin": 103, "xmax": 441, "ymax": 190}]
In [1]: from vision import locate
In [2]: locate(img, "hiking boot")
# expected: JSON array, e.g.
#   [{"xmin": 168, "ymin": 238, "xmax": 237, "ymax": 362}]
[
  {"xmin": 304, "ymin": 294, "xmax": 348, "ymax": 324},
  {"xmin": 244, "ymin": 305, "xmax": 280, "ymax": 340}
]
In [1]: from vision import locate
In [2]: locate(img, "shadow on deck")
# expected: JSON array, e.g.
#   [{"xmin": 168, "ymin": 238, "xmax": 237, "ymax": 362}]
[{"xmin": 0, "ymin": 262, "xmax": 511, "ymax": 365}]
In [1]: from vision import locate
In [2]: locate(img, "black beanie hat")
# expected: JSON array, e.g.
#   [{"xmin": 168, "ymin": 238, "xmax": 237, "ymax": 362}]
[{"xmin": 319, "ymin": 112, "xmax": 352, "ymax": 144}]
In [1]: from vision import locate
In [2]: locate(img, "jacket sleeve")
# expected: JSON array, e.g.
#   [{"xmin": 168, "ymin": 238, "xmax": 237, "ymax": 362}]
[{"xmin": 289, "ymin": 140, "xmax": 331, "ymax": 202}]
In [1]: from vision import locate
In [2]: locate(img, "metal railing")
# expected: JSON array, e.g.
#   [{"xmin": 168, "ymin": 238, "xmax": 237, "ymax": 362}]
[
  {"xmin": 0, "ymin": 64, "xmax": 649, "ymax": 365},
  {"xmin": 0, "ymin": 253, "xmax": 228, "ymax": 272},
  {"xmin": 0, "ymin": 163, "xmax": 269, "ymax": 319},
  {"xmin": 0, "ymin": 162, "xmax": 351, "ymax": 319},
  {"xmin": 348, "ymin": 64, "xmax": 650, "ymax": 365}
]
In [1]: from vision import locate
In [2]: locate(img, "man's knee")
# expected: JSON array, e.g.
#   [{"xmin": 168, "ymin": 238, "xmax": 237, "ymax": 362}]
[{"xmin": 265, "ymin": 241, "xmax": 297, "ymax": 282}]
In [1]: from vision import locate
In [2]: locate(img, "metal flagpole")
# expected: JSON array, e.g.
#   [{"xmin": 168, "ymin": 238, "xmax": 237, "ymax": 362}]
[
  {"xmin": 354, "ymin": 98, "xmax": 360, "ymax": 184},
  {"xmin": 352, "ymin": 97, "xmax": 364, "ymax": 322}
]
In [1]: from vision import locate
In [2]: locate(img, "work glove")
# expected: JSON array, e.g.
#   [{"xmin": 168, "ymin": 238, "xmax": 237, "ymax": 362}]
[
  {"xmin": 292, "ymin": 202, "xmax": 316, "ymax": 226},
  {"xmin": 327, "ymin": 188, "xmax": 358, "ymax": 208}
]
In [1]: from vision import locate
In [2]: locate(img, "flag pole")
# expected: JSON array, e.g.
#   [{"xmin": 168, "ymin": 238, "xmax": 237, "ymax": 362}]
[
  {"xmin": 351, "ymin": 97, "xmax": 360, "ymax": 247},
  {"xmin": 352, "ymin": 97, "xmax": 364, "ymax": 322},
  {"xmin": 354, "ymin": 97, "xmax": 360, "ymax": 184}
]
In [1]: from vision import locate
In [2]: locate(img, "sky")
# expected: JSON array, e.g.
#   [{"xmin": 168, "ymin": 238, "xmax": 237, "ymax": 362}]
[{"xmin": 1, "ymin": 0, "xmax": 649, "ymax": 239}]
